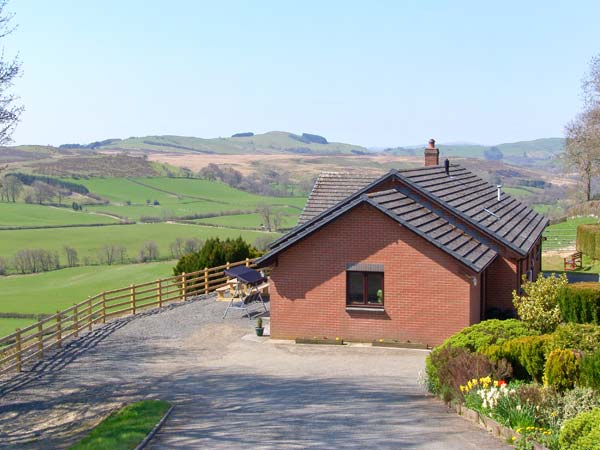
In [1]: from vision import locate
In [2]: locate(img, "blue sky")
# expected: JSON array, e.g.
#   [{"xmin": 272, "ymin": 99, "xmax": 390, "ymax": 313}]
[{"xmin": 6, "ymin": 0, "xmax": 600, "ymax": 147}]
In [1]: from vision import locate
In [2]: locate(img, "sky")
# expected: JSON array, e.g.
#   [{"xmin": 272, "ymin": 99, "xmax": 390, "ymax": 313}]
[{"xmin": 5, "ymin": 0, "xmax": 600, "ymax": 147}]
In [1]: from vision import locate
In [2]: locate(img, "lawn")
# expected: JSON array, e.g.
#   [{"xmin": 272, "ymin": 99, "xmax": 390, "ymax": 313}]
[
  {"xmin": 0, "ymin": 223, "xmax": 279, "ymax": 268},
  {"xmin": 0, "ymin": 203, "xmax": 118, "ymax": 227},
  {"xmin": 194, "ymin": 211, "xmax": 299, "ymax": 229},
  {"xmin": 0, "ymin": 318, "xmax": 37, "ymax": 337},
  {"xmin": 67, "ymin": 177, "xmax": 305, "ymax": 223},
  {"xmin": 70, "ymin": 400, "xmax": 171, "ymax": 450}
]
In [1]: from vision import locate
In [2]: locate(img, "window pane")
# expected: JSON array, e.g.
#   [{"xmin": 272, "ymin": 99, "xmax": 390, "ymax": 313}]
[
  {"xmin": 367, "ymin": 273, "xmax": 384, "ymax": 304},
  {"xmin": 347, "ymin": 272, "xmax": 364, "ymax": 304}
]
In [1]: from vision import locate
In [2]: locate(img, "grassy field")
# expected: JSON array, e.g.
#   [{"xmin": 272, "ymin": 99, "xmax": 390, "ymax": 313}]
[
  {"xmin": 67, "ymin": 177, "xmax": 305, "ymax": 223},
  {"xmin": 0, "ymin": 223, "xmax": 279, "ymax": 268},
  {"xmin": 194, "ymin": 211, "xmax": 298, "ymax": 229},
  {"xmin": 70, "ymin": 400, "xmax": 171, "ymax": 450},
  {"xmin": 0, "ymin": 261, "xmax": 178, "ymax": 335},
  {"xmin": 0, "ymin": 203, "xmax": 118, "ymax": 227},
  {"xmin": 542, "ymin": 216, "xmax": 599, "ymax": 271}
]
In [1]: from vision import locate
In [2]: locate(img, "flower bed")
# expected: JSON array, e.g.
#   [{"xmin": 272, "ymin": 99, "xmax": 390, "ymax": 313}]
[{"xmin": 424, "ymin": 275, "xmax": 600, "ymax": 449}]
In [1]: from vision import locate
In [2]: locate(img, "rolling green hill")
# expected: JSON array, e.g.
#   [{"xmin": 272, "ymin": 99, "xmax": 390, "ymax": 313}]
[
  {"xmin": 384, "ymin": 137, "xmax": 565, "ymax": 159},
  {"xmin": 86, "ymin": 131, "xmax": 368, "ymax": 155}
]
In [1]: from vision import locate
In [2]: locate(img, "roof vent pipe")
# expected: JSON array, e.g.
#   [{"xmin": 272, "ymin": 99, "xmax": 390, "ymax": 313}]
[
  {"xmin": 444, "ymin": 158, "xmax": 450, "ymax": 175},
  {"xmin": 497, "ymin": 185, "xmax": 502, "ymax": 201}
]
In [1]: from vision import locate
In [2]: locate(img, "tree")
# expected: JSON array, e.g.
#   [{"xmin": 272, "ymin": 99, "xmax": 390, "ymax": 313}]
[
  {"xmin": 0, "ymin": 256, "xmax": 6, "ymax": 275},
  {"xmin": 169, "ymin": 238, "xmax": 185, "ymax": 259},
  {"xmin": 64, "ymin": 246, "xmax": 78, "ymax": 267},
  {"xmin": 0, "ymin": 1, "xmax": 23, "ymax": 145},
  {"xmin": 98, "ymin": 244, "xmax": 117, "ymax": 265},
  {"xmin": 257, "ymin": 204, "xmax": 273, "ymax": 231},
  {"xmin": 564, "ymin": 54, "xmax": 600, "ymax": 201},
  {"xmin": 484, "ymin": 146, "xmax": 503, "ymax": 161},
  {"xmin": 32, "ymin": 180, "xmax": 54, "ymax": 204},
  {"xmin": 564, "ymin": 109, "xmax": 600, "ymax": 201},
  {"xmin": 3, "ymin": 175, "xmax": 22, "ymax": 202},
  {"xmin": 139, "ymin": 241, "xmax": 159, "ymax": 262},
  {"xmin": 173, "ymin": 237, "xmax": 255, "ymax": 275}
]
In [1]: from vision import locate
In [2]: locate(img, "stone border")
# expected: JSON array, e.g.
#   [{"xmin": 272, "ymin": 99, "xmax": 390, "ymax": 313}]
[
  {"xmin": 135, "ymin": 405, "xmax": 175, "ymax": 450},
  {"xmin": 453, "ymin": 403, "xmax": 549, "ymax": 450}
]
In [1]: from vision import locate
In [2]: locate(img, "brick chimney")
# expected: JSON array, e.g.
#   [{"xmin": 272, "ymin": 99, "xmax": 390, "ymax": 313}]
[{"xmin": 424, "ymin": 138, "xmax": 439, "ymax": 166}]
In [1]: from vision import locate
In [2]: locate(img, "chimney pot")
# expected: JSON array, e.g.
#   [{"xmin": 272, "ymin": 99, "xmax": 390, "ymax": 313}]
[{"xmin": 424, "ymin": 138, "xmax": 439, "ymax": 166}]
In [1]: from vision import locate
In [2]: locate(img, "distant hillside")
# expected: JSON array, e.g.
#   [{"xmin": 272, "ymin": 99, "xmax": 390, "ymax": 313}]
[
  {"xmin": 67, "ymin": 131, "xmax": 368, "ymax": 156},
  {"xmin": 384, "ymin": 137, "xmax": 565, "ymax": 160}
]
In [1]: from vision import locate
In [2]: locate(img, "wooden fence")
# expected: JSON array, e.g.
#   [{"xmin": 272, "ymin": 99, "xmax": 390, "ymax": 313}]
[{"xmin": 0, "ymin": 258, "xmax": 257, "ymax": 376}]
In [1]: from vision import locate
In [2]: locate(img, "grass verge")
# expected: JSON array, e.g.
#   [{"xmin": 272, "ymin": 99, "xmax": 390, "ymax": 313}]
[{"xmin": 69, "ymin": 400, "xmax": 171, "ymax": 450}]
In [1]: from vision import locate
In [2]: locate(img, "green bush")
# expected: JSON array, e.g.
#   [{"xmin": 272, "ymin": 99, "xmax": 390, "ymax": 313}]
[
  {"xmin": 512, "ymin": 273, "xmax": 568, "ymax": 333},
  {"xmin": 580, "ymin": 348, "xmax": 600, "ymax": 390},
  {"xmin": 436, "ymin": 319, "xmax": 536, "ymax": 353},
  {"xmin": 428, "ymin": 346, "xmax": 495, "ymax": 401},
  {"xmin": 485, "ymin": 334, "xmax": 552, "ymax": 382},
  {"xmin": 557, "ymin": 387, "xmax": 600, "ymax": 428},
  {"xmin": 576, "ymin": 224, "xmax": 600, "ymax": 260},
  {"xmin": 173, "ymin": 237, "xmax": 256, "ymax": 275},
  {"xmin": 544, "ymin": 349, "xmax": 581, "ymax": 392},
  {"xmin": 559, "ymin": 407, "xmax": 600, "ymax": 450},
  {"xmin": 552, "ymin": 323, "xmax": 600, "ymax": 353},
  {"xmin": 558, "ymin": 283, "xmax": 600, "ymax": 325},
  {"xmin": 427, "ymin": 320, "xmax": 532, "ymax": 396}
]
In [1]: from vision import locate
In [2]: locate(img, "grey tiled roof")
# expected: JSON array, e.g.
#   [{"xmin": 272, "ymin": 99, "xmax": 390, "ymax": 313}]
[
  {"xmin": 298, "ymin": 171, "xmax": 375, "ymax": 224},
  {"xmin": 367, "ymin": 188, "xmax": 497, "ymax": 271},
  {"xmin": 259, "ymin": 164, "xmax": 548, "ymax": 271}
]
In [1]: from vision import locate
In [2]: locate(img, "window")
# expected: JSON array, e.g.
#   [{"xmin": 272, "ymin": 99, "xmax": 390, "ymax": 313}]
[{"xmin": 346, "ymin": 271, "xmax": 384, "ymax": 307}]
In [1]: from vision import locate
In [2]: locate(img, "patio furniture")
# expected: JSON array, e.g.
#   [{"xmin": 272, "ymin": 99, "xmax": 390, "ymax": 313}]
[
  {"xmin": 222, "ymin": 266, "xmax": 269, "ymax": 319},
  {"xmin": 564, "ymin": 251, "xmax": 582, "ymax": 271}
]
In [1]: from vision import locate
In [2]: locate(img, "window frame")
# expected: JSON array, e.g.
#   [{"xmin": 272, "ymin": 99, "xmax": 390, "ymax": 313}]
[{"xmin": 346, "ymin": 270, "xmax": 384, "ymax": 308}]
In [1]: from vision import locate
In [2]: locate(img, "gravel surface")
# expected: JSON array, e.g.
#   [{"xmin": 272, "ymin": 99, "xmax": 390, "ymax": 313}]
[{"xmin": 0, "ymin": 296, "xmax": 510, "ymax": 449}]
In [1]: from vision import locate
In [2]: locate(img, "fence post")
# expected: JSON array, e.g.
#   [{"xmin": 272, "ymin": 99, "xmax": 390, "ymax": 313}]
[
  {"xmin": 56, "ymin": 311, "xmax": 62, "ymax": 348},
  {"xmin": 245, "ymin": 257, "xmax": 250, "ymax": 267},
  {"xmin": 102, "ymin": 292, "xmax": 106, "ymax": 324},
  {"xmin": 226, "ymin": 262, "xmax": 230, "ymax": 284},
  {"xmin": 88, "ymin": 297, "xmax": 92, "ymax": 331},
  {"xmin": 130, "ymin": 285, "xmax": 136, "ymax": 315},
  {"xmin": 73, "ymin": 304, "xmax": 79, "ymax": 337},
  {"xmin": 204, "ymin": 267, "xmax": 209, "ymax": 294},
  {"xmin": 157, "ymin": 279, "xmax": 162, "ymax": 308},
  {"xmin": 38, "ymin": 320, "xmax": 44, "ymax": 359},
  {"xmin": 182, "ymin": 272, "xmax": 187, "ymax": 300},
  {"xmin": 15, "ymin": 328, "xmax": 21, "ymax": 372}
]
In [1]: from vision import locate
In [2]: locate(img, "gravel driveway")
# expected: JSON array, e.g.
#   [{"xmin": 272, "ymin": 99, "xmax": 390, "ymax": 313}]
[{"xmin": 0, "ymin": 296, "xmax": 509, "ymax": 449}]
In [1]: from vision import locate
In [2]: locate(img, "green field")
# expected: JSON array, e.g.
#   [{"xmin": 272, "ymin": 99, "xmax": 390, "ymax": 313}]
[
  {"xmin": 194, "ymin": 211, "xmax": 299, "ymax": 229},
  {"xmin": 0, "ymin": 261, "xmax": 178, "ymax": 334},
  {"xmin": 0, "ymin": 203, "xmax": 118, "ymax": 227},
  {"xmin": 0, "ymin": 223, "xmax": 279, "ymax": 267},
  {"xmin": 68, "ymin": 177, "xmax": 305, "ymax": 223}
]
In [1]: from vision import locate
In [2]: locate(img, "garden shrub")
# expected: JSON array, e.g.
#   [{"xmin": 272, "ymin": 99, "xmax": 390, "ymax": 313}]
[
  {"xmin": 512, "ymin": 273, "xmax": 568, "ymax": 333},
  {"xmin": 576, "ymin": 223, "xmax": 600, "ymax": 260},
  {"xmin": 551, "ymin": 323, "xmax": 600, "ymax": 353},
  {"xmin": 173, "ymin": 237, "xmax": 257, "ymax": 275},
  {"xmin": 428, "ymin": 346, "xmax": 513, "ymax": 402},
  {"xmin": 558, "ymin": 283, "xmax": 600, "ymax": 325},
  {"xmin": 485, "ymin": 334, "xmax": 552, "ymax": 382},
  {"xmin": 579, "ymin": 348, "xmax": 600, "ymax": 390},
  {"xmin": 427, "ymin": 320, "xmax": 530, "ymax": 397},
  {"xmin": 436, "ymin": 319, "xmax": 535, "ymax": 353},
  {"xmin": 557, "ymin": 387, "xmax": 600, "ymax": 427},
  {"xmin": 544, "ymin": 349, "xmax": 581, "ymax": 392},
  {"xmin": 559, "ymin": 407, "xmax": 600, "ymax": 450}
]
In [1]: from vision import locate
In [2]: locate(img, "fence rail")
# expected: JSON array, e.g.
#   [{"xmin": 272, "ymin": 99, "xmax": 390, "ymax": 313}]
[{"xmin": 0, "ymin": 258, "xmax": 257, "ymax": 375}]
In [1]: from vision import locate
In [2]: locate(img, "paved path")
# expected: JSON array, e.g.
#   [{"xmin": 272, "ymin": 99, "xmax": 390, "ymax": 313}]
[{"xmin": 0, "ymin": 297, "xmax": 510, "ymax": 449}]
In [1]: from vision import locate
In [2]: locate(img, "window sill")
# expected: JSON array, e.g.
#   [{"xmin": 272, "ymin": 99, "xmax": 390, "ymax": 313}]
[{"xmin": 346, "ymin": 306, "xmax": 385, "ymax": 313}]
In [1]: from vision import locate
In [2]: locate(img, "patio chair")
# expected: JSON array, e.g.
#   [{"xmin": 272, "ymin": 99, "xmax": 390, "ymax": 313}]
[{"xmin": 221, "ymin": 266, "xmax": 269, "ymax": 319}]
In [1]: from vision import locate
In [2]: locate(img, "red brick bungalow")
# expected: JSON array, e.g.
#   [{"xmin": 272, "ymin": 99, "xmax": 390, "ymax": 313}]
[{"xmin": 256, "ymin": 140, "xmax": 548, "ymax": 346}]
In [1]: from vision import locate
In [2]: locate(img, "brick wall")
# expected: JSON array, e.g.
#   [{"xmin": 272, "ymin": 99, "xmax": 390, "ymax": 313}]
[
  {"xmin": 485, "ymin": 256, "xmax": 518, "ymax": 311},
  {"xmin": 269, "ymin": 203, "xmax": 479, "ymax": 346}
]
